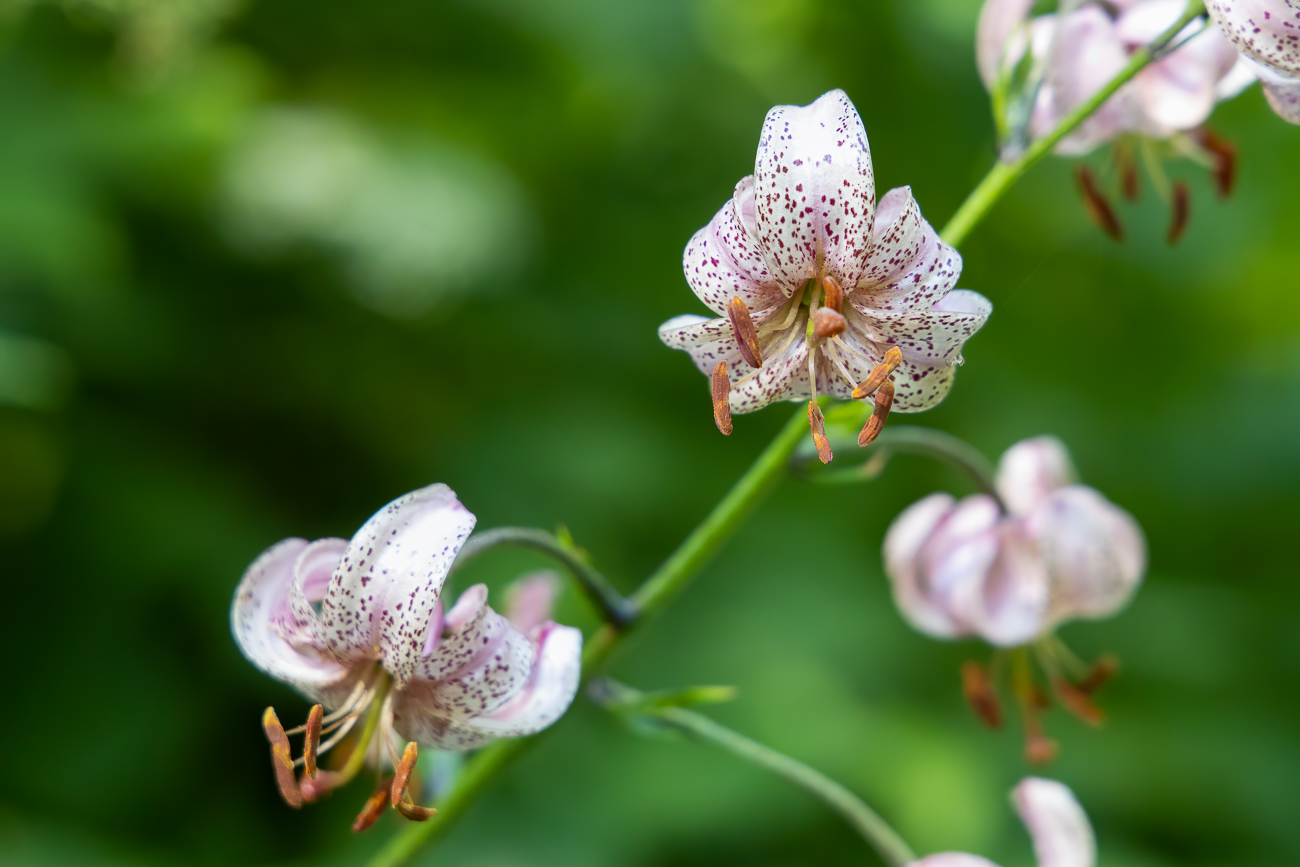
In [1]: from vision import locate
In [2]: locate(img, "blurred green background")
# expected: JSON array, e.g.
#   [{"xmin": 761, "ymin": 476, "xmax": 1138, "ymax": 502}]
[{"xmin": 1, "ymin": 0, "xmax": 1297, "ymax": 865}]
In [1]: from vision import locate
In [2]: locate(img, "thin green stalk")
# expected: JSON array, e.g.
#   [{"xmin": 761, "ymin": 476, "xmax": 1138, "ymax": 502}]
[
  {"xmin": 940, "ymin": 0, "xmax": 1207, "ymax": 248},
  {"xmin": 451, "ymin": 526, "xmax": 636, "ymax": 626},
  {"xmin": 652, "ymin": 705, "xmax": 916, "ymax": 867}
]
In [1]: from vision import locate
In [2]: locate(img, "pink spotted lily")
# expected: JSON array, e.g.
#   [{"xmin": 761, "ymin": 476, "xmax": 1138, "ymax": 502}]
[
  {"xmin": 231, "ymin": 484, "xmax": 582, "ymax": 828},
  {"xmin": 659, "ymin": 89, "xmax": 991, "ymax": 461},
  {"xmin": 883, "ymin": 436, "xmax": 1145, "ymax": 761},
  {"xmin": 911, "ymin": 777, "xmax": 1097, "ymax": 867},
  {"xmin": 1205, "ymin": 0, "xmax": 1300, "ymax": 123}
]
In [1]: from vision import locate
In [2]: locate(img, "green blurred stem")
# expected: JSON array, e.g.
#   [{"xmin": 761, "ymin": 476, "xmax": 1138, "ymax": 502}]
[
  {"xmin": 367, "ymin": 407, "xmax": 812, "ymax": 867},
  {"xmin": 451, "ymin": 526, "xmax": 636, "ymax": 626},
  {"xmin": 649, "ymin": 705, "xmax": 917, "ymax": 867},
  {"xmin": 940, "ymin": 0, "xmax": 1207, "ymax": 248}
]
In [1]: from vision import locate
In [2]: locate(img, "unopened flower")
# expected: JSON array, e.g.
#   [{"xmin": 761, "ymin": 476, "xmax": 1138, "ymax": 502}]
[
  {"xmin": 910, "ymin": 777, "xmax": 1096, "ymax": 867},
  {"xmin": 231, "ymin": 484, "xmax": 582, "ymax": 824},
  {"xmin": 659, "ymin": 89, "xmax": 991, "ymax": 459},
  {"xmin": 1206, "ymin": 0, "xmax": 1300, "ymax": 123}
]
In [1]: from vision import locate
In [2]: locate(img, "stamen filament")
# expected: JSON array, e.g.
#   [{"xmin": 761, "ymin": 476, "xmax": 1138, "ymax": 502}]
[
  {"xmin": 285, "ymin": 679, "xmax": 369, "ymax": 734},
  {"xmin": 329, "ymin": 675, "xmax": 392, "ymax": 786}
]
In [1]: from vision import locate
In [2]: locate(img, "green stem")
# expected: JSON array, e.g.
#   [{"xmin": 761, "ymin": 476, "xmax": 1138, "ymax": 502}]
[
  {"xmin": 940, "ymin": 0, "xmax": 1207, "ymax": 248},
  {"xmin": 451, "ymin": 526, "xmax": 636, "ymax": 626},
  {"xmin": 651, "ymin": 705, "xmax": 917, "ymax": 867}
]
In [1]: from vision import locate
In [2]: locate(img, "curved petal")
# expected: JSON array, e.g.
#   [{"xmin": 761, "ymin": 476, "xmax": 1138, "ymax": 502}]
[
  {"xmin": 1258, "ymin": 61, "xmax": 1300, "ymax": 122},
  {"xmin": 976, "ymin": 520, "xmax": 1051, "ymax": 647},
  {"xmin": 1127, "ymin": 18, "xmax": 1241, "ymax": 133},
  {"xmin": 658, "ymin": 314, "xmax": 750, "ymax": 378},
  {"xmin": 683, "ymin": 187, "xmax": 793, "ymax": 319},
  {"xmin": 917, "ymin": 495, "xmax": 1004, "ymax": 637},
  {"xmin": 727, "ymin": 327, "xmax": 811, "ymax": 413},
  {"xmin": 1013, "ymin": 777, "xmax": 1097, "ymax": 867},
  {"xmin": 884, "ymin": 493, "xmax": 964, "ymax": 638},
  {"xmin": 977, "ymin": 0, "xmax": 1038, "ymax": 89},
  {"xmin": 505, "ymin": 571, "xmax": 561, "ymax": 634},
  {"xmin": 996, "ymin": 436, "xmax": 1077, "ymax": 516},
  {"xmin": 1030, "ymin": 486, "xmax": 1147, "ymax": 626},
  {"xmin": 231, "ymin": 538, "xmax": 350, "ymax": 693},
  {"xmin": 1216, "ymin": 54, "xmax": 1261, "ymax": 99},
  {"xmin": 282, "ymin": 537, "xmax": 347, "ymax": 651},
  {"xmin": 909, "ymin": 856, "xmax": 1002, "ymax": 867},
  {"xmin": 321, "ymin": 484, "xmax": 476, "ymax": 688},
  {"xmin": 853, "ymin": 217, "xmax": 962, "ymax": 315},
  {"xmin": 753, "ymin": 89, "xmax": 876, "ymax": 287},
  {"xmin": 1206, "ymin": 0, "xmax": 1300, "ymax": 77},
  {"xmin": 1045, "ymin": 7, "xmax": 1140, "ymax": 153}
]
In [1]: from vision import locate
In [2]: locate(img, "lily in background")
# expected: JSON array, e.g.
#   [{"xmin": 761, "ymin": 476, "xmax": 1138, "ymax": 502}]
[
  {"xmin": 884, "ymin": 436, "xmax": 1145, "ymax": 761},
  {"xmin": 659, "ymin": 89, "xmax": 991, "ymax": 463},
  {"xmin": 978, "ymin": 0, "xmax": 1252, "ymax": 243},
  {"xmin": 1206, "ymin": 0, "xmax": 1300, "ymax": 123},
  {"xmin": 911, "ymin": 777, "xmax": 1096, "ymax": 867},
  {"xmin": 231, "ymin": 484, "xmax": 582, "ymax": 829}
]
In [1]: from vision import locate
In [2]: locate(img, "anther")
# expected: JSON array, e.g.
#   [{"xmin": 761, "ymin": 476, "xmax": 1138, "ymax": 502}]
[
  {"xmin": 1115, "ymin": 143, "xmax": 1140, "ymax": 201},
  {"xmin": 961, "ymin": 661, "xmax": 1003, "ymax": 729},
  {"xmin": 391, "ymin": 742, "xmax": 436, "ymax": 822},
  {"xmin": 1167, "ymin": 180, "xmax": 1190, "ymax": 245},
  {"xmin": 1077, "ymin": 654, "xmax": 1119, "ymax": 694},
  {"xmin": 711, "ymin": 361, "xmax": 733, "ymax": 436},
  {"xmin": 807, "ymin": 400, "xmax": 833, "ymax": 464},
  {"xmin": 812, "ymin": 307, "xmax": 847, "ymax": 340},
  {"xmin": 1075, "ymin": 165, "xmax": 1124, "ymax": 242},
  {"xmin": 1196, "ymin": 128, "xmax": 1236, "ymax": 198},
  {"xmin": 821, "ymin": 275, "xmax": 844, "ymax": 313},
  {"xmin": 262, "ymin": 707, "xmax": 303, "ymax": 809},
  {"xmin": 728, "ymin": 297, "xmax": 764, "ymax": 368},
  {"xmin": 303, "ymin": 704, "xmax": 323, "ymax": 778},
  {"xmin": 352, "ymin": 777, "xmax": 393, "ymax": 833},
  {"xmin": 851, "ymin": 346, "xmax": 902, "ymax": 400},
  {"xmin": 1052, "ymin": 677, "xmax": 1105, "ymax": 726},
  {"xmin": 858, "ymin": 379, "xmax": 894, "ymax": 447}
]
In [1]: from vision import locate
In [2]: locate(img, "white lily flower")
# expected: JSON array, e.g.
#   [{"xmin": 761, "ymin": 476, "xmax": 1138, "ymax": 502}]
[
  {"xmin": 911, "ymin": 777, "xmax": 1097, "ymax": 867},
  {"xmin": 659, "ymin": 90, "xmax": 991, "ymax": 444},
  {"xmin": 979, "ymin": 0, "xmax": 1243, "ymax": 154},
  {"xmin": 1206, "ymin": 0, "xmax": 1300, "ymax": 123},
  {"xmin": 884, "ymin": 436, "xmax": 1146, "ymax": 647},
  {"xmin": 231, "ymin": 484, "xmax": 583, "ymax": 818}
]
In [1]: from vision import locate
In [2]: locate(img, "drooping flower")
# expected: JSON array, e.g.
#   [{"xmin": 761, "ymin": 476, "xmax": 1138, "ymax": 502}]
[
  {"xmin": 910, "ymin": 777, "xmax": 1096, "ymax": 867},
  {"xmin": 884, "ymin": 436, "xmax": 1144, "ymax": 761},
  {"xmin": 1205, "ymin": 0, "xmax": 1300, "ymax": 123},
  {"xmin": 231, "ymin": 484, "xmax": 582, "ymax": 825},
  {"xmin": 659, "ymin": 89, "xmax": 991, "ymax": 460}
]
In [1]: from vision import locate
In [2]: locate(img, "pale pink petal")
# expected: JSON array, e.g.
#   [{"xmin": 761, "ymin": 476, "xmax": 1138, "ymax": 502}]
[
  {"xmin": 1216, "ymin": 54, "xmax": 1261, "ymax": 98},
  {"xmin": 1129, "ymin": 20, "xmax": 1241, "ymax": 132},
  {"xmin": 996, "ymin": 436, "xmax": 1077, "ymax": 516},
  {"xmin": 466, "ymin": 621, "xmax": 583, "ymax": 737},
  {"xmin": 909, "ymin": 856, "xmax": 1002, "ymax": 867},
  {"xmin": 505, "ymin": 571, "xmax": 560, "ymax": 634},
  {"xmin": 1030, "ymin": 487, "xmax": 1147, "ymax": 625},
  {"xmin": 1256, "ymin": 59, "xmax": 1300, "ymax": 122},
  {"xmin": 726, "ymin": 330, "xmax": 811, "ymax": 414},
  {"xmin": 752, "ymin": 89, "xmax": 876, "ymax": 287},
  {"xmin": 657, "ymin": 314, "xmax": 750, "ymax": 379},
  {"xmin": 321, "ymin": 484, "xmax": 476, "ymax": 689},
  {"xmin": 884, "ymin": 493, "xmax": 964, "ymax": 638},
  {"xmin": 917, "ymin": 495, "xmax": 1004, "ymax": 636},
  {"xmin": 281, "ymin": 537, "xmax": 347, "ymax": 651},
  {"xmin": 1014, "ymin": 778, "xmax": 1097, "ymax": 867},
  {"xmin": 1206, "ymin": 0, "xmax": 1300, "ymax": 77},
  {"xmin": 975, "ymin": 521, "xmax": 1051, "ymax": 647},
  {"xmin": 976, "ymin": 0, "xmax": 1038, "ymax": 88},
  {"xmin": 683, "ymin": 186, "xmax": 794, "ymax": 319},
  {"xmin": 1043, "ymin": 7, "xmax": 1139, "ymax": 154},
  {"xmin": 231, "ymin": 538, "xmax": 350, "ymax": 693},
  {"xmin": 858, "ymin": 186, "xmax": 928, "ymax": 290},
  {"xmin": 852, "ymin": 217, "xmax": 963, "ymax": 315}
]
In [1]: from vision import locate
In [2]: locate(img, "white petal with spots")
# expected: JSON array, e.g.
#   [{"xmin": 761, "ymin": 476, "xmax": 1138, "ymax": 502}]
[{"xmin": 1207, "ymin": 0, "xmax": 1300, "ymax": 77}]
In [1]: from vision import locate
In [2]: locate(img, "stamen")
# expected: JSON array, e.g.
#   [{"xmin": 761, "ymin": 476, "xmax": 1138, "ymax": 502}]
[
  {"xmin": 294, "ymin": 709, "xmax": 362, "ymax": 769},
  {"xmin": 1052, "ymin": 677, "xmax": 1105, "ymax": 726},
  {"xmin": 812, "ymin": 308, "xmax": 847, "ymax": 340},
  {"xmin": 757, "ymin": 287, "xmax": 806, "ymax": 336},
  {"xmin": 262, "ymin": 707, "xmax": 303, "ymax": 808},
  {"xmin": 391, "ymin": 742, "xmax": 436, "ymax": 822},
  {"xmin": 285, "ymin": 679, "xmax": 369, "ymax": 734},
  {"xmin": 1075, "ymin": 165, "xmax": 1124, "ymax": 242},
  {"xmin": 858, "ymin": 379, "xmax": 894, "ymax": 447},
  {"xmin": 807, "ymin": 401, "xmax": 833, "ymax": 464},
  {"xmin": 302, "ymin": 704, "xmax": 323, "ymax": 778},
  {"xmin": 851, "ymin": 346, "xmax": 902, "ymax": 400},
  {"xmin": 1166, "ymin": 180, "xmax": 1190, "ymax": 245},
  {"xmin": 823, "ymin": 340, "xmax": 862, "ymax": 390},
  {"xmin": 1114, "ymin": 142, "xmax": 1140, "ymax": 201},
  {"xmin": 1196, "ymin": 128, "xmax": 1236, "ymax": 198},
  {"xmin": 711, "ymin": 361, "xmax": 733, "ymax": 436},
  {"xmin": 728, "ymin": 297, "xmax": 764, "ymax": 368},
  {"xmin": 1011, "ymin": 650, "xmax": 1058, "ymax": 765},
  {"xmin": 821, "ymin": 275, "xmax": 844, "ymax": 313},
  {"xmin": 352, "ymin": 776, "xmax": 394, "ymax": 832},
  {"xmin": 1077, "ymin": 654, "xmax": 1119, "ymax": 694},
  {"xmin": 960, "ymin": 661, "xmax": 1002, "ymax": 729}
]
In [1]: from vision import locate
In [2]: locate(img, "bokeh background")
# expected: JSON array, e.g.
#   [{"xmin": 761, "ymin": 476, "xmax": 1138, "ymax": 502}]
[{"xmin": 2, "ymin": 0, "xmax": 1298, "ymax": 865}]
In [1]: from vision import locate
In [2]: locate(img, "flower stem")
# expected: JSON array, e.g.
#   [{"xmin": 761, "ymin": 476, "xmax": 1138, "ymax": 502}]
[
  {"xmin": 940, "ymin": 0, "xmax": 1208, "ymax": 249},
  {"xmin": 451, "ymin": 526, "xmax": 637, "ymax": 627},
  {"xmin": 649, "ymin": 704, "xmax": 917, "ymax": 867}
]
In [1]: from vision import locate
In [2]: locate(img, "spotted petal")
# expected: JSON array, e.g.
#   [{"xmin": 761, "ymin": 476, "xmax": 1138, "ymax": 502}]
[
  {"xmin": 753, "ymin": 89, "xmax": 875, "ymax": 288},
  {"xmin": 996, "ymin": 436, "xmax": 1077, "ymax": 516},
  {"xmin": 858, "ymin": 186, "xmax": 929, "ymax": 291},
  {"xmin": 231, "ymin": 538, "xmax": 350, "ymax": 697},
  {"xmin": 853, "ymin": 199, "xmax": 962, "ymax": 315},
  {"xmin": 683, "ymin": 180, "xmax": 793, "ymax": 320},
  {"xmin": 1254, "ymin": 57, "xmax": 1300, "ymax": 122},
  {"xmin": 1037, "ymin": 7, "xmax": 1139, "ymax": 154},
  {"xmin": 320, "ymin": 484, "xmax": 476, "ymax": 689},
  {"xmin": 1014, "ymin": 778, "xmax": 1097, "ymax": 867},
  {"xmin": 1206, "ymin": 0, "xmax": 1300, "ymax": 77},
  {"xmin": 657, "ymin": 314, "xmax": 750, "ymax": 379}
]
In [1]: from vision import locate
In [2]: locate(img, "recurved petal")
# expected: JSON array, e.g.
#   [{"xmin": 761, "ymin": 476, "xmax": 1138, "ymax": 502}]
[
  {"xmin": 1127, "ymin": 18, "xmax": 1241, "ymax": 133},
  {"xmin": 282, "ymin": 537, "xmax": 347, "ymax": 651},
  {"xmin": 726, "ymin": 328, "xmax": 812, "ymax": 414},
  {"xmin": 916, "ymin": 494, "xmax": 1004, "ymax": 637},
  {"xmin": 908, "ymin": 855, "xmax": 1002, "ymax": 867},
  {"xmin": 1047, "ymin": 7, "xmax": 1139, "ymax": 153},
  {"xmin": 859, "ymin": 186, "xmax": 928, "ymax": 290},
  {"xmin": 1258, "ymin": 62, "xmax": 1300, "ymax": 123},
  {"xmin": 321, "ymin": 484, "xmax": 476, "ymax": 688},
  {"xmin": 753, "ymin": 89, "xmax": 876, "ymax": 287},
  {"xmin": 996, "ymin": 436, "xmax": 1077, "ymax": 516},
  {"xmin": 852, "ymin": 219, "xmax": 962, "ymax": 315},
  {"xmin": 658, "ymin": 314, "xmax": 750, "ymax": 378},
  {"xmin": 683, "ymin": 189, "xmax": 792, "ymax": 319},
  {"xmin": 976, "ymin": 0, "xmax": 1038, "ymax": 88},
  {"xmin": 232, "ymin": 538, "xmax": 350, "ymax": 691},
  {"xmin": 884, "ymin": 493, "xmax": 965, "ymax": 638},
  {"xmin": 975, "ymin": 521, "xmax": 1051, "ymax": 647},
  {"xmin": 1013, "ymin": 778, "xmax": 1097, "ymax": 867},
  {"xmin": 1206, "ymin": 0, "xmax": 1300, "ymax": 77},
  {"xmin": 505, "ymin": 571, "xmax": 561, "ymax": 634},
  {"xmin": 460, "ymin": 621, "xmax": 583, "ymax": 738},
  {"xmin": 1031, "ymin": 487, "xmax": 1147, "ymax": 625}
]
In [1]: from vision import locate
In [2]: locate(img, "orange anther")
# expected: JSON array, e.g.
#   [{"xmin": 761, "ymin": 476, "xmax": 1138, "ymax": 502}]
[
  {"xmin": 1025, "ymin": 733, "xmax": 1059, "ymax": 765},
  {"xmin": 821, "ymin": 275, "xmax": 844, "ymax": 313},
  {"xmin": 262, "ymin": 707, "xmax": 303, "ymax": 809},
  {"xmin": 352, "ymin": 777, "xmax": 393, "ymax": 832},
  {"xmin": 390, "ymin": 742, "xmax": 436, "ymax": 822},
  {"xmin": 961, "ymin": 661, "xmax": 1003, "ymax": 730},
  {"xmin": 303, "ymin": 704, "xmax": 323, "ymax": 778},
  {"xmin": 1077, "ymin": 654, "xmax": 1120, "ymax": 695},
  {"xmin": 1053, "ymin": 677, "xmax": 1105, "ymax": 726},
  {"xmin": 1076, "ymin": 165, "xmax": 1124, "ymax": 242},
  {"xmin": 1196, "ymin": 128, "xmax": 1236, "ymax": 198},
  {"xmin": 711, "ymin": 361, "xmax": 733, "ymax": 436},
  {"xmin": 812, "ymin": 308, "xmax": 847, "ymax": 340},
  {"xmin": 808, "ymin": 401, "xmax": 833, "ymax": 464},
  {"xmin": 1167, "ymin": 181, "xmax": 1190, "ymax": 245},
  {"xmin": 858, "ymin": 379, "xmax": 894, "ymax": 447},
  {"xmin": 851, "ymin": 346, "xmax": 902, "ymax": 400},
  {"xmin": 728, "ymin": 296, "xmax": 764, "ymax": 368}
]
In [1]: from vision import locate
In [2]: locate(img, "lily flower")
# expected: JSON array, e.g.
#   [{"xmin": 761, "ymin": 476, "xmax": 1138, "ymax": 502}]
[
  {"xmin": 910, "ymin": 777, "xmax": 1096, "ymax": 867},
  {"xmin": 884, "ymin": 437, "xmax": 1144, "ymax": 761},
  {"xmin": 659, "ymin": 89, "xmax": 991, "ymax": 459},
  {"xmin": 231, "ymin": 484, "xmax": 582, "ymax": 825},
  {"xmin": 1205, "ymin": 0, "xmax": 1300, "ymax": 123}
]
